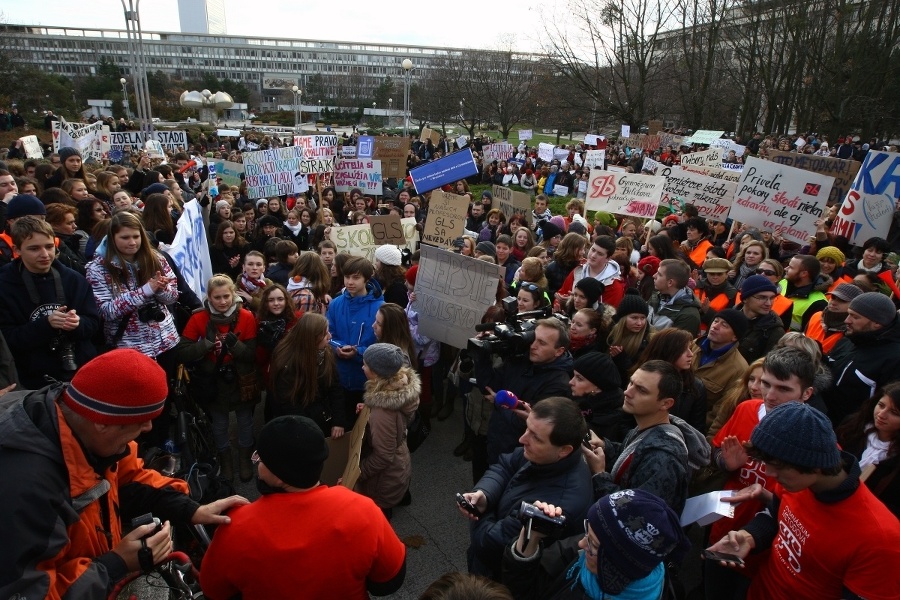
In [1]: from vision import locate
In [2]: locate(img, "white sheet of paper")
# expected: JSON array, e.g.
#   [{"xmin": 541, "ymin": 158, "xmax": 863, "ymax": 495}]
[{"xmin": 680, "ymin": 490, "xmax": 735, "ymax": 527}]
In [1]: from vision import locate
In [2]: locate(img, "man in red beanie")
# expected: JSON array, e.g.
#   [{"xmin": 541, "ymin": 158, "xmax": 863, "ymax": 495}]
[{"xmin": 0, "ymin": 349, "xmax": 249, "ymax": 600}]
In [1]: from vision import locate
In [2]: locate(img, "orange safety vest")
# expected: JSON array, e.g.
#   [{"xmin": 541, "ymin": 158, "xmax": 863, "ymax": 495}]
[
  {"xmin": 688, "ymin": 239, "xmax": 713, "ymax": 268},
  {"xmin": 697, "ymin": 288, "xmax": 735, "ymax": 332},
  {"xmin": 828, "ymin": 273, "xmax": 852, "ymax": 292},
  {"xmin": 804, "ymin": 310, "xmax": 843, "ymax": 354},
  {"xmin": 0, "ymin": 231, "xmax": 16, "ymax": 260}
]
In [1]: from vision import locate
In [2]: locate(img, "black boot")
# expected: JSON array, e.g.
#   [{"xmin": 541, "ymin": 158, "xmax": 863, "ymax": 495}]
[
  {"xmin": 436, "ymin": 396, "xmax": 454, "ymax": 421},
  {"xmin": 453, "ymin": 432, "xmax": 473, "ymax": 456}
]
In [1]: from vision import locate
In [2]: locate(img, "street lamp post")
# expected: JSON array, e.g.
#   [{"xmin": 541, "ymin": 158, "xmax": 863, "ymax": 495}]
[
  {"xmin": 401, "ymin": 58, "xmax": 414, "ymax": 138},
  {"xmin": 291, "ymin": 85, "xmax": 301, "ymax": 132},
  {"xmin": 120, "ymin": 78, "xmax": 131, "ymax": 119},
  {"xmin": 372, "ymin": 102, "xmax": 376, "ymax": 128},
  {"xmin": 388, "ymin": 98, "xmax": 392, "ymax": 128},
  {"xmin": 317, "ymin": 99, "xmax": 321, "ymax": 123}
]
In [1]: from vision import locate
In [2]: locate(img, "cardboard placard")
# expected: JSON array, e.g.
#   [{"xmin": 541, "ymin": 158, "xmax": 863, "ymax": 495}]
[
  {"xmin": 684, "ymin": 130, "xmax": 726, "ymax": 146},
  {"xmin": 584, "ymin": 134, "xmax": 599, "ymax": 146},
  {"xmin": 731, "ymin": 157, "xmax": 834, "ymax": 244},
  {"xmin": 414, "ymin": 245, "xmax": 504, "ymax": 348},
  {"xmin": 421, "ymin": 190, "xmax": 468, "ymax": 247},
  {"xmin": 19, "ymin": 135, "xmax": 43, "ymax": 159},
  {"xmin": 368, "ymin": 213, "xmax": 405, "ymax": 245},
  {"xmin": 830, "ymin": 151, "xmax": 900, "ymax": 245},
  {"xmin": 329, "ymin": 217, "xmax": 419, "ymax": 260},
  {"xmin": 659, "ymin": 166, "xmax": 736, "ymax": 220},
  {"xmin": 243, "ymin": 135, "xmax": 337, "ymax": 198},
  {"xmin": 648, "ymin": 120, "xmax": 664, "ymax": 135},
  {"xmin": 492, "ymin": 184, "xmax": 534, "ymax": 226},
  {"xmin": 584, "ymin": 150, "xmax": 606, "ymax": 169},
  {"xmin": 518, "ymin": 129, "xmax": 533, "ymax": 141},
  {"xmin": 419, "ymin": 127, "xmax": 440, "ymax": 146},
  {"xmin": 321, "ymin": 405, "xmax": 369, "ymax": 488},
  {"xmin": 680, "ymin": 147, "xmax": 723, "ymax": 167},
  {"xmin": 767, "ymin": 149, "xmax": 861, "ymax": 207},
  {"xmin": 482, "ymin": 143, "xmax": 515, "ymax": 165},
  {"xmin": 585, "ymin": 169, "xmax": 667, "ymax": 218},
  {"xmin": 210, "ymin": 159, "xmax": 245, "ymax": 187},
  {"xmin": 373, "ymin": 136, "xmax": 410, "ymax": 180},
  {"xmin": 334, "ymin": 158, "xmax": 383, "ymax": 194}
]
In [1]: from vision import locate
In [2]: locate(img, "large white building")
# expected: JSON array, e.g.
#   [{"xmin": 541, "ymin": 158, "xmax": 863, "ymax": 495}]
[{"xmin": 178, "ymin": 0, "xmax": 228, "ymax": 35}]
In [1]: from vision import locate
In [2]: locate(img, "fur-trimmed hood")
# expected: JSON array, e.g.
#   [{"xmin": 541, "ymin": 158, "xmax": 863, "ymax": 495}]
[{"xmin": 364, "ymin": 366, "xmax": 421, "ymax": 414}]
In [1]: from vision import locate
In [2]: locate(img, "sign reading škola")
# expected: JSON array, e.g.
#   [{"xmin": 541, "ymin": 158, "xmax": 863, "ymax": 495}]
[
  {"xmin": 731, "ymin": 157, "xmax": 834, "ymax": 244},
  {"xmin": 422, "ymin": 191, "xmax": 468, "ymax": 247},
  {"xmin": 585, "ymin": 170, "xmax": 666, "ymax": 218},
  {"xmin": 329, "ymin": 217, "xmax": 418, "ymax": 261}
]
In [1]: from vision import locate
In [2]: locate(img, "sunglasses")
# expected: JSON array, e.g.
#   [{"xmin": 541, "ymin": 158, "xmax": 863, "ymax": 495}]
[
  {"xmin": 521, "ymin": 283, "xmax": 540, "ymax": 292},
  {"xmin": 755, "ymin": 269, "xmax": 778, "ymax": 276}
]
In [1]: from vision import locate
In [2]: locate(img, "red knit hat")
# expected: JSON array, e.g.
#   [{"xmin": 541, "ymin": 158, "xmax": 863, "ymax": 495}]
[
  {"xmin": 405, "ymin": 264, "xmax": 418, "ymax": 286},
  {"xmin": 638, "ymin": 255, "xmax": 661, "ymax": 276},
  {"xmin": 62, "ymin": 349, "xmax": 168, "ymax": 425}
]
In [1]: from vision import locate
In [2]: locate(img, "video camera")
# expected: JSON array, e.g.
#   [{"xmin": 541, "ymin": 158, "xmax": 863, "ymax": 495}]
[{"xmin": 464, "ymin": 296, "xmax": 569, "ymax": 360}]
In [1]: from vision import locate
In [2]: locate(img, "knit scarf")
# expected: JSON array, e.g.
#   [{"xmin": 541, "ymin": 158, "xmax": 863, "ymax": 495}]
[
  {"xmin": 206, "ymin": 299, "xmax": 240, "ymax": 325},
  {"xmin": 282, "ymin": 220, "xmax": 302, "ymax": 236},
  {"xmin": 239, "ymin": 273, "xmax": 267, "ymax": 295},
  {"xmin": 570, "ymin": 331, "xmax": 597, "ymax": 353}
]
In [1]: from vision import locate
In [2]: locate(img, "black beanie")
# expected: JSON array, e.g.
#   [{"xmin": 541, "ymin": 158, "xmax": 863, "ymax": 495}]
[
  {"xmin": 573, "ymin": 352, "xmax": 621, "ymax": 392},
  {"xmin": 614, "ymin": 292, "xmax": 650, "ymax": 322},
  {"xmin": 575, "ymin": 277, "xmax": 605, "ymax": 306},
  {"xmin": 256, "ymin": 416, "xmax": 329, "ymax": 488}
]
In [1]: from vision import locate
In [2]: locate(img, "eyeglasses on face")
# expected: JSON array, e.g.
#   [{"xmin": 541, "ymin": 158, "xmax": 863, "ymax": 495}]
[{"xmin": 582, "ymin": 519, "xmax": 599, "ymax": 557}]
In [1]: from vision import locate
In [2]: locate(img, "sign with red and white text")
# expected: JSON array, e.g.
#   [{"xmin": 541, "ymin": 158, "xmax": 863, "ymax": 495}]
[
  {"xmin": 585, "ymin": 169, "xmax": 666, "ymax": 218},
  {"xmin": 731, "ymin": 157, "xmax": 834, "ymax": 244},
  {"xmin": 830, "ymin": 151, "xmax": 900, "ymax": 245}
]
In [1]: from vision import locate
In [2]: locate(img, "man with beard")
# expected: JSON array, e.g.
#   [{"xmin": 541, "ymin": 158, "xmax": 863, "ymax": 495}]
[
  {"xmin": 824, "ymin": 292, "xmax": 900, "ymax": 427},
  {"xmin": 804, "ymin": 283, "xmax": 863, "ymax": 354}
]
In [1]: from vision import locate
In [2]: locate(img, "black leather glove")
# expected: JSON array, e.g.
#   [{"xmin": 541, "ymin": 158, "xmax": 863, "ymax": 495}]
[{"xmin": 223, "ymin": 332, "xmax": 238, "ymax": 349}]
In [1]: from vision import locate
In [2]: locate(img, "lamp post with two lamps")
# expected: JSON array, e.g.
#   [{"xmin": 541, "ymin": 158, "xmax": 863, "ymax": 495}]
[
  {"xmin": 291, "ymin": 85, "xmax": 302, "ymax": 132},
  {"xmin": 120, "ymin": 78, "xmax": 131, "ymax": 119},
  {"xmin": 401, "ymin": 58, "xmax": 414, "ymax": 138}
]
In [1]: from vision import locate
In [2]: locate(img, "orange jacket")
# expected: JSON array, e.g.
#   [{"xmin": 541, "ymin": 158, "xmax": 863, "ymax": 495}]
[{"xmin": 687, "ymin": 239, "xmax": 713, "ymax": 268}]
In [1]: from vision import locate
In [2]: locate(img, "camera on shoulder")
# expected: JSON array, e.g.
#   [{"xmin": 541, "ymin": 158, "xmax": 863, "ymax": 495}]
[{"xmin": 466, "ymin": 297, "xmax": 569, "ymax": 359}]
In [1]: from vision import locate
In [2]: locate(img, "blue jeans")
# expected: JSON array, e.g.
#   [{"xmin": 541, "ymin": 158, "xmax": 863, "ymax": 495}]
[{"xmin": 209, "ymin": 406, "xmax": 254, "ymax": 451}]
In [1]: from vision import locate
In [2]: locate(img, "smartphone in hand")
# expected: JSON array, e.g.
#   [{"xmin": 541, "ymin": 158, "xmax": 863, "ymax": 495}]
[{"xmin": 456, "ymin": 493, "xmax": 482, "ymax": 517}]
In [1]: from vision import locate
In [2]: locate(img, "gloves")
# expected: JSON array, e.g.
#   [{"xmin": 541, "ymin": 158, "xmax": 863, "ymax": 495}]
[{"xmin": 223, "ymin": 332, "xmax": 238, "ymax": 349}]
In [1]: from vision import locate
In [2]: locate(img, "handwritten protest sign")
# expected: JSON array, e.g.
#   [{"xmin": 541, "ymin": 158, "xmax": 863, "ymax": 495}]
[
  {"xmin": 52, "ymin": 118, "xmax": 105, "ymax": 161},
  {"xmin": 244, "ymin": 135, "xmax": 337, "ymax": 198},
  {"xmin": 422, "ymin": 190, "xmax": 468, "ymax": 247},
  {"xmin": 367, "ymin": 214, "xmax": 405, "ymax": 245},
  {"xmin": 106, "ymin": 131, "xmax": 188, "ymax": 157},
  {"xmin": 419, "ymin": 127, "xmax": 440, "ymax": 145},
  {"xmin": 329, "ymin": 217, "xmax": 418, "ymax": 260},
  {"xmin": 641, "ymin": 157, "xmax": 662, "ymax": 174},
  {"xmin": 621, "ymin": 125, "xmax": 631, "ymax": 138},
  {"xmin": 682, "ymin": 164, "xmax": 742, "ymax": 183},
  {"xmin": 492, "ymin": 185, "xmax": 533, "ymax": 226},
  {"xmin": 538, "ymin": 143, "xmax": 554, "ymax": 162},
  {"xmin": 684, "ymin": 130, "xmax": 725, "ymax": 146},
  {"xmin": 648, "ymin": 120, "xmax": 663, "ymax": 135},
  {"xmin": 710, "ymin": 138, "xmax": 746, "ymax": 159},
  {"xmin": 584, "ymin": 134, "xmax": 599, "ymax": 146},
  {"xmin": 680, "ymin": 147, "xmax": 723, "ymax": 167},
  {"xmin": 373, "ymin": 136, "xmax": 410, "ymax": 180},
  {"xmin": 456, "ymin": 136, "xmax": 468, "ymax": 149},
  {"xmin": 584, "ymin": 150, "xmax": 606, "ymax": 169},
  {"xmin": 766, "ymin": 150, "xmax": 861, "ymax": 207},
  {"xmin": 731, "ymin": 157, "xmax": 833, "ymax": 244},
  {"xmin": 830, "ymin": 151, "xmax": 900, "ymax": 245},
  {"xmin": 658, "ymin": 132, "xmax": 684, "ymax": 149},
  {"xmin": 519, "ymin": 129, "xmax": 533, "ymax": 141},
  {"xmin": 482, "ymin": 143, "xmax": 515, "ymax": 165},
  {"xmin": 409, "ymin": 149, "xmax": 478, "ymax": 194},
  {"xmin": 585, "ymin": 170, "xmax": 667, "ymax": 218},
  {"xmin": 19, "ymin": 135, "xmax": 42, "ymax": 159},
  {"xmin": 210, "ymin": 159, "xmax": 245, "ymax": 187},
  {"xmin": 659, "ymin": 167, "xmax": 735, "ymax": 220},
  {"xmin": 414, "ymin": 245, "xmax": 504, "ymax": 348},
  {"xmin": 335, "ymin": 158, "xmax": 383, "ymax": 194},
  {"xmin": 553, "ymin": 148, "xmax": 570, "ymax": 162}
]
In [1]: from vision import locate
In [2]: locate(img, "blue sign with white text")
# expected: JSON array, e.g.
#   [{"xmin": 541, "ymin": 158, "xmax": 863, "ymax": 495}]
[{"xmin": 409, "ymin": 149, "xmax": 478, "ymax": 194}]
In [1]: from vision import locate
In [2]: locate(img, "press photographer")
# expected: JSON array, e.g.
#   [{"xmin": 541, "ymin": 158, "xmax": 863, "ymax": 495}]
[
  {"xmin": 467, "ymin": 303, "xmax": 573, "ymax": 471},
  {"xmin": 0, "ymin": 214, "xmax": 100, "ymax": 388}
]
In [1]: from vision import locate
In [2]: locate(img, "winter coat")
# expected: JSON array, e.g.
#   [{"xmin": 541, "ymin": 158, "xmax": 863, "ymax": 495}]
[
  {"xmin": 670, "ymin": 377, "xmax": 708, "ymax": 435},
  {"xmin": 824, "ymin": 316, "xmax": 900, "ymax": 426},
  {"xmin": 356, "ymin": 366, "xmax": 421, "ymax": 509},
  {"xmin": 595, "ymin": 416, "xmax": 711, "ymax": 514},
  {"xmin": 269, "ymin": 361, "xmax": 347, "ymax": 434},
  {"xmin": 649, "ymin": 287, "xmax": 702, "ymax": 336},
  {"xmin": 692, "ymin": 341, "xmax": 749, "ymax": 428},
  {"xmin": 0, "ymin": 385, "xmax": 195, "ymax": 600},
  {"xmin": 576, "ymin": 388, "xmax": 635, "ymax": 444},
  {"xmin": 209, "ymin": 243, "xmax": 248, "ymax": 283},
  {"xmin": 85, "ymin": 250, "xmax": 180, "ymax": 358},
  {"xmin": 558, "ymin": 261, "xmax": 625, "ymax": 308},
  {"xmin": 326, "ymin": 279, "xmax": 384, "ymax": 392},
  {"xmin": 264, "ymin": 261, "xmax": 292, "ymax": 287},
  {"xmin": 779, "ymin": 275, "xmax": 830, "ymax": 332},
  {"xmin": 469, "ymin": 448, "xmax": 592, "ymax": 579},
  {"xmin": 736, "ymin": 307, "xmax": 785, "ymax": 363},
  {"xmin": 406, "ymin": 302, "xmax": 440, "ymax": 368},
  {"xmin": 545, "ymin": 259, "xmax": 578, "ymax": 298}
]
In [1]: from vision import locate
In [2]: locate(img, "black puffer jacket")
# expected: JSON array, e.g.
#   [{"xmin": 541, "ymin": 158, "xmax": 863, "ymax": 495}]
[{"xmin": 737, "ymin": 307, "xmax": 786, "ymax": 363}]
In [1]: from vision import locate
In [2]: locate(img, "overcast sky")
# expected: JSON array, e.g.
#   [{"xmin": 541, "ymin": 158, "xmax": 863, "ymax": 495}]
[{"xmin": 0, "ymin": 0, "xmax": 552, "ymax": 51}]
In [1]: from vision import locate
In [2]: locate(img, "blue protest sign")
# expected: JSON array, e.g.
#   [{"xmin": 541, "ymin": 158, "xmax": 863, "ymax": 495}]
[
  {"xmin": 409, "ymin": 149, "xmax": 478, "ymax": 194},
  {"xmin": 357, "ymin": 135, "xmax": 374, "ymax": 158}
]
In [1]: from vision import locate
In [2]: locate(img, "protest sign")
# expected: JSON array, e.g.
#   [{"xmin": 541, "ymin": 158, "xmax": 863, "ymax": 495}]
[
  {"xmin": 356, "ymin": 135, "xmax": 374, "ymax": 159},
  {"xmin": 414, "ymin": 245, "xmax": 504, "ymax": 348},
  {"xmin": 648, "ymin": 120, "xmax": 664, "ymax": 135},
  {"xmin": 621, "ymin": 124, "xmax": 631, "ymax": 138},
  {"xmin": 456, "ymin": 135, "xmax": 467, "ymax": 149},
  {"xmin": 107, "ymin": 131, "xmax": 189, "ymax": 157},
  {"xmin": 292, "ymin": 134, "xmax": 339, "ymax": 172},
  {"xmin": 519, "ymin": 129, "xmax": 533, "ymax": 141},
  {"xmin": 145, "ymin": 140, "xmax": 165, "ymax": 159},
  {"xmin": 538, "ymin": 143, "xmax": 554, "ymax": 162},
  {"xmin": 244, "ymin": 136, "xmax": 337, "ymax": 198},
  {"xmin": 682, "ymin": 164, "xmax": 742, "ymax": 183},
  {"xmin": 329, "ymin": 217, "xmax": 418, "ymax": 260},
  {"xmin": 684, "ymin": 130, "xmax": 725, "ymax": 146},
  {"xmin": 335, "ymin": 158, "xmax": 383, "ymax": 194},
  {"xmin": 585, "ymin": 170, "xmax": 667, "ymax": 218},
  {"xmin": 19, "ymin": 135, "xmax": 42, "ymax": 159},
  {"xmin": 482, "ymin": 143, "xmax": 515, "ymax": 165},
  {"xmin": 766, "ymin": 150, "xmax": 861, "ymax": 207},
  {"xmin": 552, "ymin": 184, "xmax": 569, "ymax": 197},
  {"xmin": 553, "ymin": 148, "xmax": 570, "ymax": 163},
  {"xmin": 492, "ymin": 185, "xmax": 533, "ymax": 226},
  {"xmin": 210, "ymin": 159, "xmax": 245, "ymax": 187},
  {"xmin": 710, "ymin": 138, "xmax": 746, "ymax": 159},
  {"xmin": 830, "ymin": 151, "xmax": 900, "ymax": 245},
  {"xmin": 368, "ymin": 214, "xmax": 405, "ymax": 245},
  {"xmin": 422, "ymin": 190, "xmax": 468, "ymax": 247},
  {"xmin": 659, "ymin": 167, "xmax": 735, "ymax": 220},
  {"xmin": 217, "ymin": 129, "xmax": 240, "ymax": 137},
  {"xmin": 163, "ymin": 199, "xmax": 213, "ymax": 299},
  {"xmin": 373, "ymin": 136, "xmax": 410, "ymax": 180},
  {"xmin": 658, "ymin": 132, "xmax": 684, "ymax": 149},
  {"xmin": 409, "ymin": 149, "xmax": 478, "ymax": 194},
  {"xmin": 584, "ymin": 134, "xmax": 599, "ymax": 146},
  {"xmin": 584, "ymin": 150, "xmax": 606, "ymax": 169},
  {"xmin": 341, "ymin": 145, "xmax": 357, "ymax": 158},
  {"xmin": 731, "ymin": 157, "xmax": 834, "ymax": 244},
  {"xmin": 641, "ymin": 157, "xmax": 662, "ymax": 174},
  {"xmin": 419, "ymin": 127, "xmax": 441, "ymax": 145},
  {"xmin": 52, "ymin": 118, "xmax": 105, "ymax": 161},
  {"xmin": 680, "ymin": 147, "xmax": 723, "ymax": 167}
]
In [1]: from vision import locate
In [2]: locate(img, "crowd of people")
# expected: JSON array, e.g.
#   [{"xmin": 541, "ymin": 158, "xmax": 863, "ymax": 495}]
[{"xmin": 0, "ymin": 123, "xmax": 899, "ymax": 600}]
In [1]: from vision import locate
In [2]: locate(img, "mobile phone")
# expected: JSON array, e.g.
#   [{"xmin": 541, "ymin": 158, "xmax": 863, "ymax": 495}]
[
  {"xmin": 456, "ymin": 493, "xmax": 482, "ymax": 517},
  {"xmin": 702, "ymin": 550, "xmax": 745, "ymax": 565},
  {"xmin": 131, "ymin": 513, "xmax": 163, "ymax": 538},
  {"xmin": 582, "ymin": 432, "xmax": 593, "ymax": 450},
  {"xmin": 329, "ymin": 339, "xmax": 343, "ymax": 349}
]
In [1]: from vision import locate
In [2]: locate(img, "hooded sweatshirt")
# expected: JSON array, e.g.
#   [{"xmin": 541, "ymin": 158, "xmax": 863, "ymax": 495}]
[{"xmin": 326, "ymin": 278, "xmax": 384, "ymax": 391}]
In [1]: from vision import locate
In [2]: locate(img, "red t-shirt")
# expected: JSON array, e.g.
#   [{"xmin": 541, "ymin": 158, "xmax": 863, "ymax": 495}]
[
  {"xmin": 200, "ymin": 485, "xmax": 406, "ymax": 599},
  {"xmin": 749, "ymin": 483, "xmax": 900, "ymax": 600},
  {"xmin": 710, "ymin": 399, "xmax": 776, "ymax": 542}
]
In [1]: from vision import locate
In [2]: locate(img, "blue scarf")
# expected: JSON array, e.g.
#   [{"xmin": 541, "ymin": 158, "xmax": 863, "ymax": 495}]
[{"xmin": 566, "ymin": 552, "xmax": 665, "ymax": 600}]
